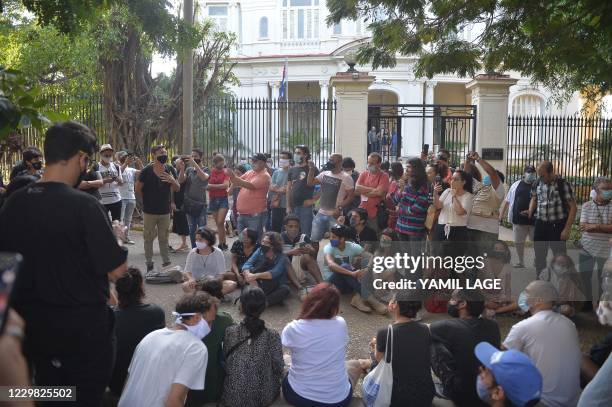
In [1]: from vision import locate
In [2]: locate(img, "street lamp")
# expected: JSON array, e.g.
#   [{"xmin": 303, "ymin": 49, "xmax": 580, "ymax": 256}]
[{"xmin": 344, "ymin": 51, "xmax": 358, "ymax": 77}]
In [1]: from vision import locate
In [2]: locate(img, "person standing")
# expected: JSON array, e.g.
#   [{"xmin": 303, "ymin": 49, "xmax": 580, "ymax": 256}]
[
  {"xmin": 227, "ymin": 153, "xmax": 271, "ymax": 240},
  {"xmin": 287, "ymin": 145, "xmax": 318, "ymax": 236},
  {"xmin": 207, "ymin": 154, "xmax": 231, "ymax": 250},
  {"xmin": 136, "ymin": 145, "xmax": 180, "ymax": 272},
  {"xmin": 367, "ymin": 126, "xmax": 378, "ymax": 155},
  {"xmin": 269, "ymin": 151, "xmax": 291, "ymax": 232},
  {"xmin": 341, "ymin": 157, "xmax": 361, "ymax": 216},
  {"xmin": 385, "ymin": 161, "xmax": 404, "ymax": 229},
  {"xmin": 117, "ymin": 151, "xmax": 142, "ymax": 245},
  {"xmin": 178, "ymin": 148, "xmax": 210, "ymax": 248},
  {"xmin": 525, "ymin": 161, "xmax": 577, "ymax": 274},
  {"xmin": 500, "ymin": 165, "xmax": 537, "ymax": 267},
  {"xmin": 172, "ymin": 156, "xmax": 190, "ymax": 252},
  {"xmin": 98, "ymin": 144, "xmax": 124, "ymax": 221},
  {"xmin": 355, "ymin": 152, "xmax": 390, "ymax": 233},
  {"xmin": 0, "ymin": 121, "xmax": 128, "ymax": 406},
  {"xmin": 393, "ymin": 157, "xmax": 430, "ymax": 245}
]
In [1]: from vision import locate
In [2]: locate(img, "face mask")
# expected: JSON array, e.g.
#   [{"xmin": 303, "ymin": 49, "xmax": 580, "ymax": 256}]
[
  {"xmin": 157, "ymin": 155, "xmax": 168, "ymax": 164},
  {"xmin": 330, "ymin": 239, "xmax": 340, "ymax": 248},
  {"xmin": 447, "ymin": 303, "xmax": 459, "ymax": 318},
  {"xmin": 32, "ymin": 161, "xmax": 43, "ymax": 170},
  {"xmin": 552, "ymin": 264, "xmax": 569, "ymax": 274},
  {"xmin": 379, "ymin": 239, "xmax": 392, "ymax": 249},
  {"xmin": 280, "ymin": 158, "xmax": 290, "ymax": 168},
  {"xmin": 349, "ymin": 218, "xmax": 358, "ymax": 227},
  {"xmin": 602, "ymin": 190, "xmax": 612, "ymax": 200},
  {"xmin": 101, "ymin": 156, "xmax": 111, "ymax": 163},
  {"xmin": 368, "ymin": 165, "xmax": 377, "ymax": 173},
  {"xmin": 597, "ymin": 301, "xmax": 612, "ymax": 326},
  {"xmin": 476, "ymin": 376, "xmax": 492, "ymax": 404},
  {"xmin": 194, "ymin": 158, "xmax": 202, "ymax": 164},
  {"xmin": 524, "ymin": 172, "xmax": 536, "ymax": 183},
  {"xmin": 293, "ymin": 154, "xmax": 303, "ymax": 163},
  {"xmin": 518, "ymin": 291, "xmax": 530, "ymax": 312},
  {"xmin": 260, "ymin": 244, "xmax": 272, "ymax": 254},
  {"xmin": 186, "ymin": 318, "xmax": 211, "ymax": 340},
  {"xmin": 482, "ymin": 175, "xmax": 491, "ymax": 186},
  {"xmin": 196, "ymin": 241, "xmax": 208, "ymax": 250}
]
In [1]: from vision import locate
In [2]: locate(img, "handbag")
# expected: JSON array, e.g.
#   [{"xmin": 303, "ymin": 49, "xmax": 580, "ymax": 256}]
[
  {"xmin": 362, "ymin": 324, "xmax": 394, "ymax": 407},
  {"xmin": 424, "ymin": 205, "xmax": 437, "ymax": 230}
]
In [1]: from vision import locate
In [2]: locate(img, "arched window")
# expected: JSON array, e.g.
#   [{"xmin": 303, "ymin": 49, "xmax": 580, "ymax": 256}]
[
  {"xmin": 512, "ymin": 94, "xmax": 545, "ymax": 116},
  {"xmin": 259, "ymin": 17, "xmax": 268, "ymax": 38}
]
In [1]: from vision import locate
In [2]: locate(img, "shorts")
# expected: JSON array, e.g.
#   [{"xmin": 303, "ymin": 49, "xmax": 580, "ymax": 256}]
[
  {"xmin": 209, "ymin": 196, "xmax": 229, "ymax": 212},
  {"xmin": 311, "ymin": 212, "xmax": 338, "ymax": 242},
  {"xmin": 512, "ymin": 224, "xmax": 534, "ymax": 243}
]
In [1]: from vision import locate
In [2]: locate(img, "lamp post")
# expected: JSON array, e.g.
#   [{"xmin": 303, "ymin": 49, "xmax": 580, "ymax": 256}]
[
  {"xmin": 182, "ymin": 0, "xmax": 194, "ymax": 154},
  {"xmin": 344, "ymin": 51, "xmax": 359, "ymax": 79}
]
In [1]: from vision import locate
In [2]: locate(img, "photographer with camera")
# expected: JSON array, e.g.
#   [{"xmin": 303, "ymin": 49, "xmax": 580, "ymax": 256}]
[
  {"xmin": 98, "ymin": 144, "xmax": 124, "ymax": 221},
  {"xmin": 117, "ymin": 151, "xmax": 143, "ymax": 245},
  {"xmin": 178, "ymin": 148, "xmax": 210, "ymax": 248}
]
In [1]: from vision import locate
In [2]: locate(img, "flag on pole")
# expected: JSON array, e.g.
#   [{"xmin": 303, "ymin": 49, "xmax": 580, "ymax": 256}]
[{"xmin": 279, "ymin": 60, "xmax": 288, "ymax": 100}]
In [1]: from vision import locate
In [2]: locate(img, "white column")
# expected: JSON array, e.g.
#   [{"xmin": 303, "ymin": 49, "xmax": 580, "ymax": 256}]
[
  {"xmin": 400, "ymin": 80, "xmax": 424, "ymax": 158},
  {"xmin": 319, "ymin": 80, "xmax": 329, "ymax": 144},
  {"xmin": 270, "ymin": 82, "xmax": 280, "ymax": 155},
  {"xmin": 423, "ymin": 81, "xmax": 437, "ymax": 148}
]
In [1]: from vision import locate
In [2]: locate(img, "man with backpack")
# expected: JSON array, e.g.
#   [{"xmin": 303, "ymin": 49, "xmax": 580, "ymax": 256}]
[{"xmin": 525, "ymin": 161, "xmax": 577, "ymax": 275}]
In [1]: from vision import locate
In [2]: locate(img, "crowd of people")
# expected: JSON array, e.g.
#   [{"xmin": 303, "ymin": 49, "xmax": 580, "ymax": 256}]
[{"xmin": 0, "ymin": 120, "xmax": 611, "ymax": 407}]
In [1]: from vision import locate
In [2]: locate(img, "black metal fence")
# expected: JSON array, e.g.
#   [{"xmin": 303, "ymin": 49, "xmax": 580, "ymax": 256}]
[
  {"xmin": 195, "ymin": 98, "xmax": 336, "ymax": 168},
  {"xmin": 507, "ymin": 115, "xmax": 612, "ymax": 203}
]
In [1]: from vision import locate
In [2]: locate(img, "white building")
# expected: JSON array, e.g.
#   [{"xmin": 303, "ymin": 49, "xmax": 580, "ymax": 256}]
[{"xmin": 198, "ymin": 0, "xmax": 583, "ymax": 157}]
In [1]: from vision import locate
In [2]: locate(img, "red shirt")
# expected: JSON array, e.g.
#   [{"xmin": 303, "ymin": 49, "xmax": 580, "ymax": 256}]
[
  {"xmin": 208, "ymin": 168, "xmax": 230, "ymax": 199},
  {"xmin": 357, "ymin": 170, "xmax": 390, "ymax": 218},
  {"xmin": 236, "ymin": 170, "xmax": 271, "ymax": 215}
]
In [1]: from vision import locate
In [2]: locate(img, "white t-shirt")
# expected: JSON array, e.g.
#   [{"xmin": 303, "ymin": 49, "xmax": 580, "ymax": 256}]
[
  {"xmin": 281, "ymin": 316, "xmax": 351, "ymax": 404},
  {"xmin": 119, "ymin": 167, "xmax": 138, "ymax": 200},
  {"xmin": 315, "ymin": 171, "xmax": 354, "ymax": 216},
  {"xmin": 505, "ymin": 180, "xmax": 522, "ymax": 223},
  {"xmin": 98, "ymin": 162, "xmax": 122, "ymax": 205},
  {"xmin": 503, "ymin": 310, "xmax": 581, "ymax": 407},
  {"xmin": 580, "ymin": 200, "xmax": 612, "ymax": 259},
  {"xmin": 118, "ymin": 328, "xmax": 208, "ymax": 407},
  {"xmin": 468, "ymin": 180, "xmax": 506, "ymax": 234},
  {"xmin": 184, "ymin": 247, "xmax": 226, "ymax": 280},
  {"xmin": 437, "ymin": 189, "xmax": 474, "ymax": 227}
]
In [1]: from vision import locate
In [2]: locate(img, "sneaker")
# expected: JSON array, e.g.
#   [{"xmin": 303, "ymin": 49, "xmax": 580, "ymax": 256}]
[
  {"xmin": 365, "ymin": 296, "xmax": 388, "ymax": 315},
  {"xmin": 162, "ymin": 262, "xmax": 172, "ymax": 268},
  {"xmin": 514, "ymin": 262, "xmax": 525, "ymax": 268},
  {"xmin": 350, "ymin": 293, "xmax": 372, "ymax": 313},
  {"xmin": 298, "ymin": 287, "xmax": 309, "ymax": 302},
  {"xmin": 146, "ymin": 264, "xmax": 154, "ymax": 272},
  {"xmin": 125, "ymin": 239, "xmax": 136, "ymax": 245}
]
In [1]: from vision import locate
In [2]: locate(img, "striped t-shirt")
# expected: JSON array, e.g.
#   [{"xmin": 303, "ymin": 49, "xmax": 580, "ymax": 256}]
[
  {"xmin": 393, "ymin": 183, "xmax": 431, "ymax": 237},
  {"xmin": 580, "ymin": 200, "xmax": 612, "ymax": 258}
]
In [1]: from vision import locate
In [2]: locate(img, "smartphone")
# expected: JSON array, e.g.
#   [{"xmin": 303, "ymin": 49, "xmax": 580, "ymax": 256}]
[
  {"xmin": 434, "ymin": 175, "xmax": 441, "ymax": 184},
  {"xmin": 0, "ymin": 253, "xmax": 22, "ymax": 334},
  {"xmin": 422, "ymin": 143, "xmax": 430, "ymax": 155}
]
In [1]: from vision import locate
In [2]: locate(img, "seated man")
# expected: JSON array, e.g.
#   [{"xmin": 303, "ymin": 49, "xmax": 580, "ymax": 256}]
[
  {"xmin": 348, "ymin": 208, "xmax": 378, "ymax": 253},
  {"xmin": 242, "ymin": 231, "xmax": 291, "ymax": 306},
  {"xmin": 281, "ymin": 214, "xmax": 323, "ymax": 295},
  {"xmin": 323, "ymin": 224, "xmax": 386, "ymax": 314},
  {"xmin": 118, "ymin": 292, "xmax": 216, "ymax": 407},
  {"xmin": 474, "ymin": 342, "xmax": 543, "ymax": 407}
]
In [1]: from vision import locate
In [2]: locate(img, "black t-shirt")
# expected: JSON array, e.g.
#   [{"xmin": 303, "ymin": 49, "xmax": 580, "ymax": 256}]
[
  {"xmin": 9, "ymin": 160, "xmax": 27, "ymax": 181},
  {"xmin": 230, "ymin": 240, "xmax": 259, "ymax": 271},
  {"xmin": 109, "ymin": 303, "xmax": 166, "ymax": 396},
  {"xmin": 281, "ymin": 231, "xmax": 311, "ymax": 261},
  {"xmin": 138, "ymin": 163, "xmax": 177, "ymax": 215},
  {"xmin": 429, "ymin": 317, "xmax": 501, "ymax": 406},
  {"xmin": 356, "ymin": 226, "xmax": 378, "ymax": 248},
  {"xmin": 288, "ymin": 165, "xmax": 318, "ymax": 207},
  {"xmin": 377, "ymin": 322, "xmax": 435, "ymax": 407},
  {"xmin": 83, "ymin": 169, "xmax": 102, "ymax": 200},
  {"xmin": 512, "ymin": 181, "xmax": 535, "ymax": 225}
]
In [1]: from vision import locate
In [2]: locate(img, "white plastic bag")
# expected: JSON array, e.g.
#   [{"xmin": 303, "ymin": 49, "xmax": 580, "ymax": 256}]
[{"xmin": 362, "ymin": 324, "xmax": 394, "ymax": 407}]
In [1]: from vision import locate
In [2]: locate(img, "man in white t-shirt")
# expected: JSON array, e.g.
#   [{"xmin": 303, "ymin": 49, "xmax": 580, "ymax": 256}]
[
  {"xmin": 116, "ymin": 151, "xmax": 143, "ymax": 245},
  {"xmin": 502, "ymin": 280, "xmax": 581, "ymax": 407},
  {"xmin": 464, "ymin": 152, "xmax": 506, "ymax": 256},
  {"xmin": 307, "ymin": 153, "xmax": 355, "ymax": 254},
  {"xmin": 119, "ymin": 292, "xmax": 217, "ymax": 407},
  {"xmin": 98, "ymin": 144, "xmax": 124, "ymax": 221}
]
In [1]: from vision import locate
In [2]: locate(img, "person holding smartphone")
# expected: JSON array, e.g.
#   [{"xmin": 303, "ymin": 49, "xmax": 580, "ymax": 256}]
[{"xmin": 98, "ymin": 144, "xmax": 124, "ymax": 221}]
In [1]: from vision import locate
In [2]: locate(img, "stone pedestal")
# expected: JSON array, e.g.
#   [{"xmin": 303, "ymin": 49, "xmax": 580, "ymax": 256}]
[
  {"xmin": 466, "ymin": 74, "xmax": 518, "ymax": 173},
  {"xmin": 329, "ymin": 72, "xmax": 375, "ymax": 169}
]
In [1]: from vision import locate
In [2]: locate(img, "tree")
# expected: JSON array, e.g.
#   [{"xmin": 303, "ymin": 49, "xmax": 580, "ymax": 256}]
[{"xmin": 327, "ymin": 0, "xmax": 612, "ymax": 101}]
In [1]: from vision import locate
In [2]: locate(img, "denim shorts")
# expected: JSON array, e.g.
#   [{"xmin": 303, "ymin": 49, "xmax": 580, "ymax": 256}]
[
  {"xmin": 209, "ymin": 196, "xmax": 229, "ymax": 211},
  {"xmin": 310, "ymin": 212, "xmax": 338, "ymax": 242}
]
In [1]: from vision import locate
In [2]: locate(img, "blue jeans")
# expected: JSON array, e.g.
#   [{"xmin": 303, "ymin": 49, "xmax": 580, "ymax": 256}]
[
  {"xmin": 237, "ymin": 211, "xmax": 267, "ymax": 240},
  {"xmin": 293, "ymin": 205, "xmax": 313, "ymax": 236},
  {"xmin": 311, "ymin": 212, "xmax": 338, "ymax": 242},
  {"xmin": 121, "ymin": 199, "xmax": 136, "ymax": 239},
  {"xmin": 326, "ymin": 263, "xmax": 370, "ymax": 298},
  {"xmin": 186, "ymin": 206, "xmax": 207, "ymax": 248}
]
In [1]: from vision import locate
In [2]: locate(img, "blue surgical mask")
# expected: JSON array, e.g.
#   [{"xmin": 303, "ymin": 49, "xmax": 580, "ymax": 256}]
[
  {"xmin": 293, "ymin": 154, "xmax": 303, "ymax": 163},
  {"xmin": 602, "ymin": 190, "xmax": 612, "ymax": 200},
  {"xmin": 482, "ymin": 175, "xmax": 491, "ymax": 186},
  {"xmin": 476, "ymin": 375, "xmax": 492, "ymax": 404},
  {"xmin": 524, "ymin": 172, "xmax": 536, "ymax": 183},
  {"xmin": 349, "ymin": 218, "xmax": 358, "ymax": 227},
  {"xmin": 330, "ymin": 239, "xmax": 340, "ymax": 248},
  {"xmin": 518, "ymin": 291, "xmax": 530, "ymax": 312},
  {"xmin": 367, "ymin": 165, "xmax": 377, "ymax": 173}
]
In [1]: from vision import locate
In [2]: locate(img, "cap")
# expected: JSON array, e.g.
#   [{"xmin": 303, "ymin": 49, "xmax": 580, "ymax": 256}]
[
  {"xmin": 475, "ymin": 342, "xmax": 542, "ymax": 407},
  {"xmin": 330, "ymin": 223, "xmax": 350, "ymax": 238},
  {"xmin": 100, "ymin": 144, "xmax": 114, "ymax": 153},
  {"xmin": 524, "ymin": 165, "xmax": 536, "ymax": 173},
  {"xmin": 251, "ymin": 153, "xmax": 267, "ymax": 162}
]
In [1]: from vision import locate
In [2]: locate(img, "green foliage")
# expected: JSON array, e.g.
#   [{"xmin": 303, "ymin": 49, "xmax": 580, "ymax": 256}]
[{"xmin": 327, "ymin": 0, "xmax": 612, "ymax": 100}]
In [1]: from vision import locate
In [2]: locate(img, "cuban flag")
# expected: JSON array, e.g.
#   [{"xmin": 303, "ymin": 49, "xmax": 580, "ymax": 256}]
[{"xmin": 278, "ymin": 60, "xmax": 288, "ymax": 100}]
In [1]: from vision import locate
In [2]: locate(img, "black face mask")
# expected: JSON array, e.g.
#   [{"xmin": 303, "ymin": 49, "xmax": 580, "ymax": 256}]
[
  {"xmin": 260, "ymin": 244, "xmax": 272, "ymax": 254},
  {"xmin": 447, "ymin": 303, "xmax": 460, "ymax": 318},
  {"xmin": 157, "ymin": 155, "xmax": 168, "ymax": 164},
  {"xmin": 32, "ymin": 161, "xmax": 43, "ymax": 170},
  {"xmin": 194, "ymin": 159, "xmax": 201, "ymax": 164}
]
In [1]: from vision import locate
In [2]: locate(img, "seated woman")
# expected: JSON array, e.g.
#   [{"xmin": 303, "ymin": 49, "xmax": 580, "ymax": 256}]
[
  {"xmin": 109, "ymin": 267, "xmax": 165, "ymax": 398},
  {"xmin": 182, "ymin": 227, "xmax": 237, "ymax": 295},
  {"xmin": 228, "ymin": 228, "xmax": 259, "ymax": 285},
  {"xmin": 242, "ymin": 231, "xmax": 291, "ymax": 306},
  {"xmin": 281, "ymin": 283, "xmax": 352, "ymax": 407},
  {"xmin": 186, "ymin": 278, "xmax": 235, "ymax": 406},
  {"xmin": 221, "ymin": 286, "xmax": 283, "ymax": 407},
  {"xmin": 539, "ymin": 254, "xmax": 585, "ymax": 317},
  {"xmin": 480, "ymin": 240, "xmax": 516, "ymax": 317}
]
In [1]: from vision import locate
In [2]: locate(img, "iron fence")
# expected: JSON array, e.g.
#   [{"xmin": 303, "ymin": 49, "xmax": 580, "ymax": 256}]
[{"xmin": 507, "ymin": 115, "xmax": 612, "ymax": 203}]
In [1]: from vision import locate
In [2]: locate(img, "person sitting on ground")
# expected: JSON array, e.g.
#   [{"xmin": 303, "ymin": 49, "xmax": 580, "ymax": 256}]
[
  {"xmin": 430, "ymin": 289, "xmax": 501, "ymax": 407},
  {"xmin": 182, "ymin": 227, "xmax": 237, "ymax": 295},
  {"xmin": 538, "ymin": 254, "xmax": 585, "ymax": 317},
  {"xmin": 221, "ymin": 286, "xmax": 283, "ymax": 407},
  {"xmin": 109, "ymin": 267, "xmax": 165, "ymax": 398},
  {"xmin": 323, "ymin": 224, "xmax": 385, "ymax": 314},
  {"xmin": 186, "ymin": 278, "xmax": 235, "ymax": 406},
  {"xmin": 502, "ymin": 280, "xmax": 581, "ymax": 407},
  {"xmin": 481, "ymin": 240, "xmax": 516, "ymax": 317},
  {"xmin": 281, "ymin": 214, "xmax": 323, "ymax": 296},
  {"xmin": 474, "ymin": 342, "xmax": 543, "ymax": 407},
  {"xmin": 281, "ymin": 283, "xmax": 353, "ymax": 407},
  {"xmin": 119, "ymin": 292, "xmax": 217, "ymax": 407},
  {"xmin": 229, "ymin": 228, "xmax": 259, "ymax": 286},
  {"xmin": 347, "ymin": 208, "xmax": 378, "ymax": 253},
  {"xmin": 242, "ymin": 231, "xmax": 291, "ymax": 306}
]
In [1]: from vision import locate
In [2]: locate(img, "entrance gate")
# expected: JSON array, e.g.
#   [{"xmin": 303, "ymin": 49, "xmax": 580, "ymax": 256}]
[{"xmin": 367, "ymin": 104, "xmax": 477, "ymax": 167}]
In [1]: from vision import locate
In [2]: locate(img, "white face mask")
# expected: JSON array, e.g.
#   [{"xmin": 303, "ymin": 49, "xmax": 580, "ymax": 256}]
[
  {"xmin": 101, "ymin": 156, "xmax": 111, "ymax": 163},
  {"xmin": 552, "ymin": 264, "xmax": 569, "ymax": 274},
  {"xmin": 173, "ymin": 312, "xmax": 212, "ymax": 340},
  {"xmin": 279, "ymin": 158, "xmax": 290, "ymax": 168},
  {"xmin": 195, "ymin": 241, "xmax": 208, "ymax": 250},
  {"xmin": 597, "ymin": 301, "xmax": 612, "ymax": 326}
]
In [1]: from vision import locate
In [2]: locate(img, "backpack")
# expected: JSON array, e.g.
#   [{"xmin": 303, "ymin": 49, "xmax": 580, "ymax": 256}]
[{"xmin": 145, "ymin": 265, "xmax": 184, "ymax": 284}]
